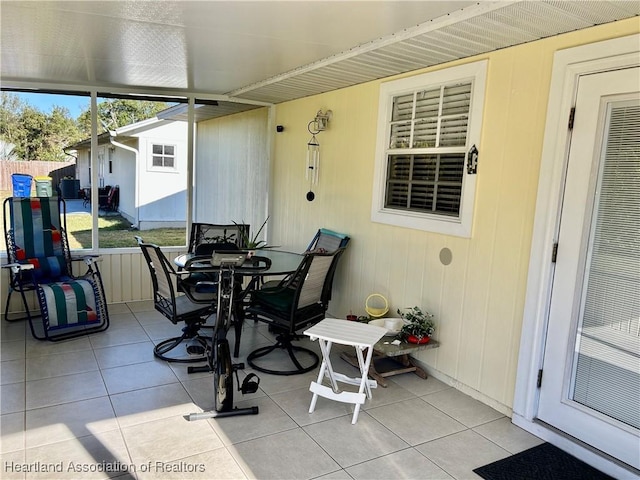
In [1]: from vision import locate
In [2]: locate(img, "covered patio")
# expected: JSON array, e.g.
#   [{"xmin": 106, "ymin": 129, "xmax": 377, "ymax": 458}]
[{"xmin": 1, "ymin": 2, "xmax": 639, "ymax": 478}]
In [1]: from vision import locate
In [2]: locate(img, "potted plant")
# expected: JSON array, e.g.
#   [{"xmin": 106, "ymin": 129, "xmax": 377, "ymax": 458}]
[
  {"xmin": 398, "ymin": 306, "xmax": 435, "ymax": 344},
  {"xmin": 234, "ymin": 217, "xmax": 270, "ymax": 249}
]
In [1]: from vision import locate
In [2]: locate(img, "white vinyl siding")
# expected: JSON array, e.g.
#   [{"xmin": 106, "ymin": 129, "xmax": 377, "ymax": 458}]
[
  {"xmin": 194, "ymin": 108, "xmax": 269, "ymax": 237},
  {"xmin": 372, "ymin": 60, "xmax": 487, "ymax": 237}
]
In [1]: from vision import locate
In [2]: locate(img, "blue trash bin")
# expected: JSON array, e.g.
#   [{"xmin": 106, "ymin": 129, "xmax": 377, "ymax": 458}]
[{"xmin": 11, "ymin": 174, "xmax": 33, "ymax": 197}]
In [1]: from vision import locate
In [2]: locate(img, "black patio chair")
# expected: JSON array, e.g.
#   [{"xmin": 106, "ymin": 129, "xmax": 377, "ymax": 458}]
[
  {"xmin": 188, "ymin": 222, "xmax": 250, "ymax": 255},
  {"xmin": 246, "ymin": 247, "xmax": 346, "ymax": 375},
  {"xmin": 136, "ymin": 237, "xmax": 216, "ymax": 363},
  {"xmin": 307, "ymin": 228, "xmax": 351, "ymax": 252},
  {"xmin": 262, "ymin": 227, "xmax": 350, "ymax": 292},
  {"xmin": 180, "ymin": 223, "xmax": 250, "ymax": 298}
]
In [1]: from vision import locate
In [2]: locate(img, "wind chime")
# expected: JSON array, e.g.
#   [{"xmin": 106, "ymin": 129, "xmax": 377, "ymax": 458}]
[{"xmin": 305, "ymin": 109, "xmax": 331, "ymax": 201}]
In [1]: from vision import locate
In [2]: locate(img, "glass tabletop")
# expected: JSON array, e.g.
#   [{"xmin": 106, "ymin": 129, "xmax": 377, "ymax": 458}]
[{"xmin": 174, "ymin": 249, "xmax": 303, "ymax": 277}]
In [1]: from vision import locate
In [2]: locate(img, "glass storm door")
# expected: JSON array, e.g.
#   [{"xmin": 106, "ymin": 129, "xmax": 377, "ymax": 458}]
[{"xmin": 537, "ymin": 67, "xmax": 640, "ymax": 469}]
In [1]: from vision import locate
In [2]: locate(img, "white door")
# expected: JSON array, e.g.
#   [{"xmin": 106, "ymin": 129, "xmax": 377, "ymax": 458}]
[{"xmin": 538, "ymin": 67, "xmax": 640, "ymax": 469}]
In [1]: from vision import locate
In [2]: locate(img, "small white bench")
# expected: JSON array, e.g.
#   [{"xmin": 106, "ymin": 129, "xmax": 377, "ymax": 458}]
[{"xmin": 304, "ymin": 318, "xmax": 387, "ymax": 424}]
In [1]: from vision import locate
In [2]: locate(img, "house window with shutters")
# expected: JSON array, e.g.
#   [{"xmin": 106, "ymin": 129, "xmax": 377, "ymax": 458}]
[{"xmin": 371, "ymin": 60, "xmax": 487, "ymax": 238}]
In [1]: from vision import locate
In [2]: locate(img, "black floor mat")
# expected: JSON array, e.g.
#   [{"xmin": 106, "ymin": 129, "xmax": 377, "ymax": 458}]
[{"xmin": 473, "ymin": 443, "xmax": 615, "ymax": 480}]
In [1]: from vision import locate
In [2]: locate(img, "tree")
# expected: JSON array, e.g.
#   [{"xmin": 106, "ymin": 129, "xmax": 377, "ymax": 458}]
[
  {"xmin": 42, "ymin": 106, "xmax": 83, "ymax": 160},
  {"xmin": 0, "ymin": 93, "xmax": 169, "ymax": 161},
  {"xmin": 0, "ymin": 92, "xmax": 25, "ymax": 156},
  {"xmin": 0, "ymin": 92, "xmax": 82, "ymax": 161},
  {"xmin": 18, "ymin": 105, "xmax": 46, "ymax": 161},
  {"xmin": 77, "ymin": 98, "xmax": 169, "ymax": 135}
]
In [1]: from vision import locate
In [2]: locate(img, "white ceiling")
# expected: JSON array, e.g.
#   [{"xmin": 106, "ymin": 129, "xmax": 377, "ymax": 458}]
[
  {"xmin": 1, "ymin": 1, "xmax": 475, "ymax": 96},
  {"xmin": 2, "ymin": 1, "xmax": 638, "ymax": 111}
]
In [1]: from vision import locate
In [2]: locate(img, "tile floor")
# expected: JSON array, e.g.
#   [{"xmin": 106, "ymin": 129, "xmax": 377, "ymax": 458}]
[{"xmin": 1, "ymin": 301, "xmax": 543, "ymax": 479}]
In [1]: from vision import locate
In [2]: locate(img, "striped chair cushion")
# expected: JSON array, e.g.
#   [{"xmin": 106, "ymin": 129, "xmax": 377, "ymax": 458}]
[
  {"xmin": 39, "ymin": 279, "xmax": 100, "ymax": 329},
  {"xmin": 20, "ymin": 255, "xmax": 67, "ymax": 280},
  {"xmin": 11, "ymin": 197, "xmax": 67, "ymax": 279}
]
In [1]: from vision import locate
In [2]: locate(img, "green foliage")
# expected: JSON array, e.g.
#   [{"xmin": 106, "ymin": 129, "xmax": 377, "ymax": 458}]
[
  {"xmin": 0, "ymin": 93, "xmax": 170, "ymax": 161},
  {"xmin": 398, "ymin": 306, "xmax": 435, "ymax": 340},
  {"xmin": 77, "ymin": 99, "xmax": 169, "ymax": 135},
  {"xmin": 234, "ymin": 217, "xmax": 269, "ymax": 249},
  {"xmin": 0, "ymin": 92, "xmax": 82, "ymax": 161}
]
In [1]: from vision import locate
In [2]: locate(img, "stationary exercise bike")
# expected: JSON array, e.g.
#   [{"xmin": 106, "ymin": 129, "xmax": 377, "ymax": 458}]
[{"xmin": 187, "ymin": 252, "xmax": 270, "ymax": 421}]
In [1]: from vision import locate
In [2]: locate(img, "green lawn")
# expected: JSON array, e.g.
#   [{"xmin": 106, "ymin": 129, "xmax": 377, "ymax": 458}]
[
  {"xmin": 66, "ymin": 213, "xmax": 186, "ymax": 249},
  {"xmin": 1, "ymin": 191, "xmax": 187, "ymax": 250}
]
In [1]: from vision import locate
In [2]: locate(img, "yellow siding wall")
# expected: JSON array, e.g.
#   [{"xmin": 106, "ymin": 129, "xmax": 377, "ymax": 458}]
[
  {"xmin": 268, "ymin": 19, "xmax": 639, "ymax": 410},
  {"xmin": 97, "ymin": 251, "xmax": 154, "ymax": 303}
]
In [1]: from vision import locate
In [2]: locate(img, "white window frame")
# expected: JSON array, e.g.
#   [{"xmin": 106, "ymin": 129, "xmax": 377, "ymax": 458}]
[
  {"xmin": 149, "ymin": 142, "xmax": 177, "ymax": 170},
  {"xmin": 371, "ymin": 60, "xmax": 487, "ymax": 238}
]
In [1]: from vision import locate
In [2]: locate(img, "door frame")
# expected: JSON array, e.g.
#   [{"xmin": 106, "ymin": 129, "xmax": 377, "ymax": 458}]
[{"xmin": 513, "ymin": 34, "xmax": 639, "ymax": 478}]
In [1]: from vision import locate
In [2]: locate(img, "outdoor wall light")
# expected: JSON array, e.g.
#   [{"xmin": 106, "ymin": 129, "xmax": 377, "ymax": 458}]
[{"xmin": 306, "ymin": 109, "xmax": 332, "ymax": 202}]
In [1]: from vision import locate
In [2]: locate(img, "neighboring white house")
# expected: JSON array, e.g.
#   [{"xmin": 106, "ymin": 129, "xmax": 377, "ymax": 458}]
[{"xmin": 69, "ymin": 117, "xmax": 188, "ymax": 230}]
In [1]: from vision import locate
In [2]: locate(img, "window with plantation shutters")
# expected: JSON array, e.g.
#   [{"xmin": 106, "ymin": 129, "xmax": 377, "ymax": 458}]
[{"xmin": 372, "ymin": 61, "xmax": 487, "ymax": 238}]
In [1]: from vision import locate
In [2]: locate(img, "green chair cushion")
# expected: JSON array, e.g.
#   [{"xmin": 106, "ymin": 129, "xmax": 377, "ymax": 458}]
[{"xmin": 254, "ymin": 286, "xmax": 295, "ymax": 311}]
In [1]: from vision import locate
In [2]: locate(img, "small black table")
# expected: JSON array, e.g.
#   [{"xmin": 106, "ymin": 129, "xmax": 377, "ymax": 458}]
[{"xmin": 174, "ymin": 250, "xmax": 303, "ymax": 357}]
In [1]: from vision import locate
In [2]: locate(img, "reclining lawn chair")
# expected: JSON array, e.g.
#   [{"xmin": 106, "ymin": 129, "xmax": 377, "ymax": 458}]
[{"xmin": 3, "ymin": 196, "xmax": 110, "ymax": 341}]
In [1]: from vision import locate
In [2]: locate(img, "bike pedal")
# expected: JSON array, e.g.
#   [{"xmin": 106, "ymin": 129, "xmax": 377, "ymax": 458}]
[{"xmin": 233, "ymin": 363, "xmax": 245, "ymax": 370}]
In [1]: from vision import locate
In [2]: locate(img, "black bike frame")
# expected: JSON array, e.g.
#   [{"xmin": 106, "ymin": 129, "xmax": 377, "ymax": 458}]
[{"xmin": 187, "ymin": 261, "xmax": 259, "ymax": 420}]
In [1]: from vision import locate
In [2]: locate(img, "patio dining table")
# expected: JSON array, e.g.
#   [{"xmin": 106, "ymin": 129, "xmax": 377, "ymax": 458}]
[
  {"xmin": 173, "ymin": 249, "xmax": 302, "ymax": 276},
  {"xmin": 174, "ymin": 249, "xmax": 303, "ymax": 357}
]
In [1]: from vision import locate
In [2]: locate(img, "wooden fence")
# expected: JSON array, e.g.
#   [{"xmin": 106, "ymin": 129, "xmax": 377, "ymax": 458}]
[{"xmin": 0, "ymin": 160, "xmax": 76, "ymax": 193}]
